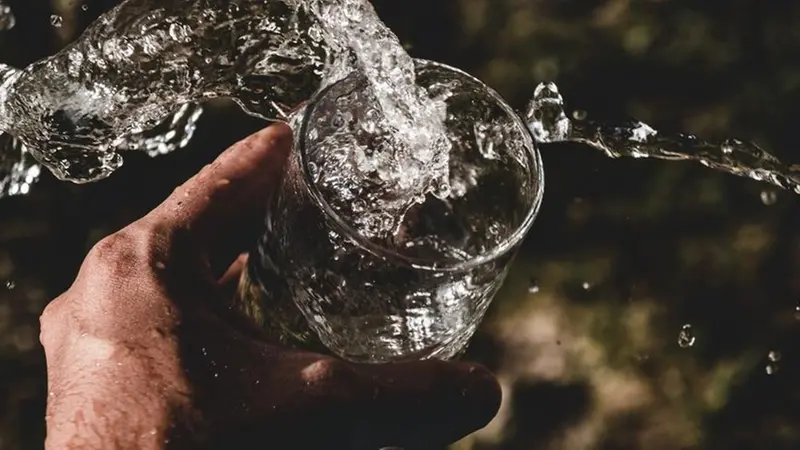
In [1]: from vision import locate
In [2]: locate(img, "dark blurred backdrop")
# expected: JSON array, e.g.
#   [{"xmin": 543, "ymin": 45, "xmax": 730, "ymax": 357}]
[{"xmin": 1, "ymin": 0, "xmax": 800, "ymax": 449}]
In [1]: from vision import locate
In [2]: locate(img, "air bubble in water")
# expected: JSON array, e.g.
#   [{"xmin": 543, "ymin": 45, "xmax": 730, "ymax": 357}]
[
  {"xmin": 677, "ymin": 324, "xmax": 695, "ymax": 348},
  {"xmin": 50, "ymin": 15, "xmax": 63, "ymax": 28},
  {"xmin": 4, "ymin": 280, "xmax": 14, "ymax": 290},
  {"xmin": 81, "ymin": 4, "xmax": 88, "ymax": 12},
  {"xmin": 760, "ymin": 190, "xmax": 778, "ymax": 205},
  {"xmin": 582, "ymin": 282, "xmax": 591, "ymax": 290},
  {"xmin": 768, "ymin": 350, "xmax": 781, "ymax": 362},
  {"xmin": 0, "ymin": 2, "xmax": 15, "ymax": 31},
  {"xmin": 795, "ymin": 306, "xmax": 800, "ymax": 321},
  {"xmin": 766, "ymin": 365, "xmax": 778, "ymax": 375}
]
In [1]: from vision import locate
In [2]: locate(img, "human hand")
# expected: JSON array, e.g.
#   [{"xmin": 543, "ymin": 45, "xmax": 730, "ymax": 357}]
[{"xmin": 39, "ymin": 123, "xmax": 501, "ymax": 450}]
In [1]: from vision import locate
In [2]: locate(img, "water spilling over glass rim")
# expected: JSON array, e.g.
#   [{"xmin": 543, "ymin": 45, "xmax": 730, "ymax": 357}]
[{"xmin": 295, "ymin": 59, "xmax": 546, "ymax": 272}]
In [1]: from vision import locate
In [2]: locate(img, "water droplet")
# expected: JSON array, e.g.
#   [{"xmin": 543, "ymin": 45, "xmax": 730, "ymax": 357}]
[
  {"xmin": 721, "ymin": 139, "xmax": 738, "ymax": 154},
  {"xmin": 760, "ymin": 190, "xmax": 778, "ymax": 205},
  {"xmin": 0, "ymin": 3, "xmax": 16, "ymax": 31},
  {"xmin": 168, "ymin": 22, "xmax": 189, "ymax": 42},
  {"xmin": 677, "ymin": 324, "xmax": 695, "ymax": 348},
  {"xmin": 572, "ymin": 110, "xmax": 587, "ymax": 121},
  {"xmin": 343, "ymin": 1, "xmax": 363, "ymax": 22},
  {"xmin": 4, "ymin": 280, "xmax": 15, "ymax": 290},
  {"xmin": 50, "ymin": 15, "xmax": 63, "ymax": 28}
]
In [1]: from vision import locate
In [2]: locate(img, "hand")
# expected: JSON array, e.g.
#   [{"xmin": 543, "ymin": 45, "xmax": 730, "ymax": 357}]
[{"xmin": 39, "ymin": 123, "xmax": 502, "ymax": 450}]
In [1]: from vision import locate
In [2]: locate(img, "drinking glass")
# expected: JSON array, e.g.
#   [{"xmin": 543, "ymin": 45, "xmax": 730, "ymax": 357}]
[{"xmin": 235, "ymin": 59, "xmax": 544, "ymax": 365}]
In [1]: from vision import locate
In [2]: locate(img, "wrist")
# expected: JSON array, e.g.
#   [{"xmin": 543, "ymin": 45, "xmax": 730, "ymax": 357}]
[{"xmin": 43, "ymin": 334, "xmax": 199, "ymax": 450}]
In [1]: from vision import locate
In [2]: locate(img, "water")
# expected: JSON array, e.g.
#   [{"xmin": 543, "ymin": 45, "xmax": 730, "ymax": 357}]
[
  {"xmin": 0, "ymin": 133, "xmax": 39, "ymax": 198},
  {"xmin": 0, "ymin": 1, "xmax": 14, "ymax": 31},
  {"xmin": 677, "ymin": 324, "xmax": 696, "ymax": 348},
  {"xmin": 1, "ymin": 0, "xmax": 798, "ymax": 213},
  {"xmin": 0, "ymin": 62, "xmax": 205, "ymax": 198},
  {"xmin": 114, "ymin": 102, "xmax": 204, "ymax": 157},
  {"xmin": 237, "ymin": 61, "xmax": 540, "ymax": 362},
  {"xmin": 526, "ymin": 82, "xmax": 800, "ymax": 194},
  {"xmin": 50, "ymin": 15, "xmax": 63, "ymax": 29},
  {"xmin": 0, "ymin": 0, "xmax": 451, "ymax": 235}
]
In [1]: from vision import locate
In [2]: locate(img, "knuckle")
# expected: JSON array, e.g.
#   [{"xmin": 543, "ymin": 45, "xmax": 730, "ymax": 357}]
[
  {"xmin": 82, "ymin": 222, "xmax": 169, "ymax": 279},
  {"xmin": 301, "ymin": 358, "xmax": 357, "ymax": 387},
  {"xmin": 86, "ymin": 227, "xmax": 144, "ymax": 265}
]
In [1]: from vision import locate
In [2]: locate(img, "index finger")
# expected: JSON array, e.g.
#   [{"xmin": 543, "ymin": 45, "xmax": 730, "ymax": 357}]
[{"xmin": 146, "ymin": 123, "xmax": 292, "ymax": 270}]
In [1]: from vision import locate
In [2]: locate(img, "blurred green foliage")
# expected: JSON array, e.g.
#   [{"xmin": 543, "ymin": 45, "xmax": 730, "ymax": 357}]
[{"xmin": 1, "ymin": 0, "xmax": 800, "ymax": 449}]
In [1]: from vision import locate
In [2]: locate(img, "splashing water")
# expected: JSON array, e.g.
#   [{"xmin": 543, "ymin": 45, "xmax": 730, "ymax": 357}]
[
  {"xmin": 50, "ymin": 15, "xmax": 63, "ymax": 28},
  {"xmin": 0, "ymin": 0, "xmax": 450, "ymax": 225},
  {"xmin": 766, "ymin": 350, "xmax": 782, "ymax": 375},
  {"xmin": 0, "ymin": 1, "xmax": 14, "ymax": 31},
  {"xmin": 526, "ymin": 82, "xmax": 800, "ymax": 194},
  {"xmin": 115, "ymin": 103, "xmax": 204, "ymax": 157},
  {"xmin": 677, "ymin": 324, "xmax": 695, "ymax": 348},
  {"xmin": 0, "ymin": 133, "xmax": 39, "ymax": 197},
  {"xmin": 0, "ymin": 64, "xmax": 204, "ymax": 198}
]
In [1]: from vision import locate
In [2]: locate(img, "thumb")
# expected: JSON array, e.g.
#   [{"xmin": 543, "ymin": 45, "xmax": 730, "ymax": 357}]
[{"xmin": 354, "ymin": 360, "xmax": 502, "ymax": 448}]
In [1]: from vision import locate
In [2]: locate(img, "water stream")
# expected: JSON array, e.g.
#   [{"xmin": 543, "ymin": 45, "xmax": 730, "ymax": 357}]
[
  {"xmin": 525, "ymin": 82, "xmax": 800, "ymax": 194},
  {"xmin": 0, "ymin": 0, "xmax": 798, "ymax": 203}
]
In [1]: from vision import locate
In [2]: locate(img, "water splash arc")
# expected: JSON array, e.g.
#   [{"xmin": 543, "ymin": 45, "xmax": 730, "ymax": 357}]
[
  {"xmin": 0, "ymin": 0, "xmax": 450, "ymax": 207},
  {"xmin": 525, "ymin": 81, "xmax": 800, "ymax": 194}
]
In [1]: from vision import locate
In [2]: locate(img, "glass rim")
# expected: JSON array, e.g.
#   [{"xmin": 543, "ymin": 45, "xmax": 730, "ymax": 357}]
[{"xmin": 296, "ymin": 58, "xmax": 545, "ymax": 272}]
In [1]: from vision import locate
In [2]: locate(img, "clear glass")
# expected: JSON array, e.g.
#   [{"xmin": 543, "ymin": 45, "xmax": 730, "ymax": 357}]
[{"xmin": 235, "ymin": 59, "xmax": 545, "ymax": 364}]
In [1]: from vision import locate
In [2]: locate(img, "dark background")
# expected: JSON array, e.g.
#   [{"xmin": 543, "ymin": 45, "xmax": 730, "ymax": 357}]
[{"xmin": 2, "ymin": 0, "xmax": 800, "ymax": 449}]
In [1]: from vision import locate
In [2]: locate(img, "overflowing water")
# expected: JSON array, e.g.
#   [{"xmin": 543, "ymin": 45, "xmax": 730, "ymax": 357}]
[
  {"xmin": 526, "ymin": 82, "xmax": 800, "ymax": 194},
  {"xmin": 0, "ymin": 0, "xmax": 451, "ymax": 229}
]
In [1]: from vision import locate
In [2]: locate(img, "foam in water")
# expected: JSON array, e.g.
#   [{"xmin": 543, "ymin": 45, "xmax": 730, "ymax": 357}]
[{"xmin": 526, "ymin": 81, "xmax": 800, "ymax": 194}]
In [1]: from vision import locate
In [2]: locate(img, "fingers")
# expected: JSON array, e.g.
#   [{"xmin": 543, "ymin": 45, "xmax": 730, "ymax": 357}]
[
  {"xmin": 146, "ymin": 123, "xmax": 292, "ymax": 274},
  {"xmin": 352, "ymin": 360, "xmax": 502, "ymax": 448},
  {"xmin": 218, "ymin": 253, "xmax": 248, "ymax": 297}
]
